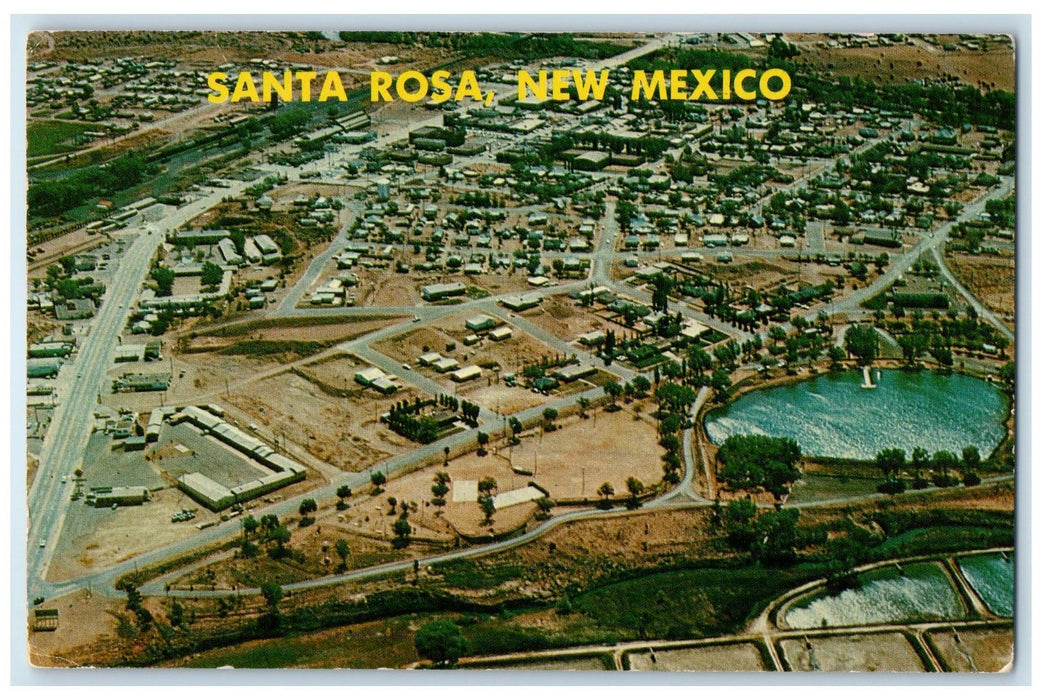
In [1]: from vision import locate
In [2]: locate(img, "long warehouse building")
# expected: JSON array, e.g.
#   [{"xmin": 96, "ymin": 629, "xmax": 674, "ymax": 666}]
[{"xmin": 171, "ymin": 406, "xmax": 306, "ymax": 511}]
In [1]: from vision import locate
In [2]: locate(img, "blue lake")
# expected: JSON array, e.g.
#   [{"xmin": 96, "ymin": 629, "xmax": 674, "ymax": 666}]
[{"xmin": 705, "ymin": 370, "xmax": 1009, "ymax": 460}]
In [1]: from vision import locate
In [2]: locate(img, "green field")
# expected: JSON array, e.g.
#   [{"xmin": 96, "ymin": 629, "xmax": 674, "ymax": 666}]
[{"xmin": 26, "ymin": 119, "xmax": 93, "ymax": 159}]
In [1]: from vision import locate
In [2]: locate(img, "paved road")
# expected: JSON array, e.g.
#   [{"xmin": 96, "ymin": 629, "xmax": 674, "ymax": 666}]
[
  {"xmin": 26, "ymin": 181, "xmax": 268, "ymax": 590},
  {"xmin": 36, "ymin": 170, "xmax": 1015, "ymax": 600},
  {"xmin": 929, "ymin": 244, "xmax": 1015, "ymax": 342},
  {"xmin": 27, "ymin": 34, "xmax": 1017, "ymax": 612},
  {"xmin": 275, "ymin": 201, "xmax": 361, "ymax": 313},
  {"xmin": 826, "ymin": 176, "xmax": 1014, "ymax": 320}
]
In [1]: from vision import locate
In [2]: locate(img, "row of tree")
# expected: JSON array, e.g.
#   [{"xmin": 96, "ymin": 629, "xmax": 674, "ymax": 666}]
[{"xmin": 875, "ymin": 444, "xmax": 985, "ymax": 493}]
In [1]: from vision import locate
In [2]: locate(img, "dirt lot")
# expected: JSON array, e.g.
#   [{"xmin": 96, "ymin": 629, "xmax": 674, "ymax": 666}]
[
  {"xmin": 36, "ymin": 31, "xmax": 454, "ymax": 74},
  {"xmin": 155, "ymin": 315, "xmax": 402, "ymax": 406},
  {"xmin": 164, "ymin": 402, "xmax": 671, "ymax": 586},
  {"xmin": 674, "ymin": 256, "xmax": 863, "ymax": 293},
  {"xmin": 462, "ymin": 378, "xmax": 588, "ymax": 415},
  {"xmin": 525, "ymin": 294, "xmax": 631, "ymax": 344},
  {"xmin": 626, "ymin": 642, "xmax": 768, "ymax": 672},
  {"xmin": 267, "ymin": 183, "xmax": 347, "ymax": 211},
  {"xmin": 346, "ymin": 403, "xmax": 663, "ymax": 539},
  {"xmin": 28, "ymin": 590, "xmax": 124, "ymax": 668},
  {"xmin": 779, "ymin": 632, "xmax": 925, "ymax": 672},
  {"xmin": 946, "ymin": 250, "xmax": 1016, "ymax": 330},
  {"xmin": 27, "ymin": 314, "xmax": 62, "ymax": 345},
  {"xmin": 927, "ymin": 626, "xmax": 1014, "ymax": 672},
  {"xmin": 27, "ymin": 227, "xmax": 111, "ymax": 276},
  {"xmin": 323, "ymin": 267, "xmax": 533, "ymax": 310},
  {"xmin": 317, "ymin": 266, "xmax": 420, "ymax": 308},
  {"xmin": 789, "ymin": 36, "xmax": 1015, "ymax": 92},
  {"xmin": 179, "ymin": 315, "xmax": 396, "ymax": 353},
  {"xmin": 48, "ymin": 487, "xmax": 222, "ymax": 581},
  {"xmin": 223, "ymin": 363, "xmax": 421, "ymax": 473}
]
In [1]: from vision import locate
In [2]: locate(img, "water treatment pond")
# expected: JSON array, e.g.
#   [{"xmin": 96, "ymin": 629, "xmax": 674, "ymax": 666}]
[
  {"xmin": 705, "ymin": 370, "xmax": 1008, "ymax": 460},
  {"xmin": 782, "ymin": 562, "xmax": 966, "ymax": 629},
  {"xmin": 958, "ymin": 552, "xmax": 1014, "ymax": 617}
]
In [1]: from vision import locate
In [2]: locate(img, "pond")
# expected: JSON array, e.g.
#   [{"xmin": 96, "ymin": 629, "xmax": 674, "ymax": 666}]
[
  {"xmin": 705, "ymin": 370, "xmax": 1008, "ymax": 460},
  {"xmin": 782, "ymin": 562, "xmax": 966, "ymax": 629},
  {"xmin": 958, "ymin": 552, "xmax": 1014, "ymax": 617}
]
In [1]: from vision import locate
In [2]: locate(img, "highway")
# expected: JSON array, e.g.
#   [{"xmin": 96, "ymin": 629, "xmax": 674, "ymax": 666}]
[{"xmin": 26, "ymin": 178, "xmax": 276, "ymax": 591}]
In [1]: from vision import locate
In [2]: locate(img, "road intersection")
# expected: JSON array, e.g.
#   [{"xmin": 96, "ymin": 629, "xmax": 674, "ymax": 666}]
[{"xmin": 25, "ymin": 34, "xmax": 1015, "ymax": 615}]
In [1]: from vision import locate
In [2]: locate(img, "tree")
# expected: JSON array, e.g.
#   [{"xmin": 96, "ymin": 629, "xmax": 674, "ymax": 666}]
[
  {"xmin": 509, "ymin": 417, "xmax": 523, "ymax": 442},
  {"xmin": 299, "ymin": 498, "xmax": 317, "ymax": 517},
  {"xmin": 478, "ymin": 476, "xmax": 497, "ymax": 496},
  {"xmin": 336, "ymin": 484, "xmax": 352, "ymax": 510},
  {"xmin": 655, "ymin": 382, "xmax": 697, "ymax": 413},
  {"xmin": 875, "ymin": 448, "xmax": 906, "ymax": 481},
  {"xmin": 370, "ymin": 471, "xmax": 387, "ymax": 492},
  {"xmin": 932, "ymin": 450, "xmax": 960, "ymax": 486},
  {"xmin": 762, "ymin": 456, "xmax": 802, "ymax": 504},
  {"xmin": 827, "ymin": 345, "xmax": 846, "ymax": 368},
  {"xmin": 688, "ymin": 346, "xmax": 712, "ymax": 375},
  {"xmin": 477, "ymin": 431, "xmax": 490, "ymax": 453},
  {"xmin": 650, "ymin": 273, "xmax": 674, "ymax": 313},
  {"xmin": 717, "ymin": 434, "xmax": 801, "ymax": 497},
  {"xmin": 710, "ymin": 368, "xmax": 732, "ymax": 397},
  {"xmin": 911, "ymin": 446, "xmax": 930, "ymax": 488},
  {"xmin": 269, "ymin": 526, "xmax": 292, "ymax": 557},
  {"xmin": 832, "ymin": 198, "xmax": 851, "ymax": 226},
  {"xmin": 387, "ymin": 496, "xmax": 398, "ymax": 514},
  {"xmin": 625, "ymin": 477, "xmax": 645, "ymax": 509},
  {"xmin": 844, "ymin": 324, "xmax": 880, "ymax": 366},
  {"xmin": 168, "ymin": 600, "xmax": 184, "ymax": 628},
  {"xmin": 999, "ymin": 361, "xmax": 1015, "ymax": 389},
  {"xmin": 631, "ymin": 375, "xmax": 651, "ymax": 397},
  {"xmin": 604, "ymin": 380, "xmax": 623, "ymax": 408},
  {"xmin": 392, "ymin": 515, "xmax": 412, "ymax": 547},
  {"xmin": 603, "ymin": 329, "xmax": 616, "ymax": 363},
  {"xmin": 243, "ymin": 514, "xmax": 259, "ymax": 537},
  {"xmin": 415, "ymin": 620, "xmax": 469, "ymax": 666},
  {"xmin": 722, "ymin": 497, "xmax": 758, "ymax": 550},
  {"xmin": 151, "ymin": 266, "xmax": 175, "ymax": 297},
  {"xmin": 596, "ymin": 481, "xmax": 615, "ymax": 508},
  {"xmin": 898, "ymin": 332, "xmax": 929, "ymax": 366},
  {"xmin": 542, "ymin": 407, "xmax": 558, "ymax": 429},
  {"xmin": 260, "ymin": 513, "xmax": 280, "ymax": 535},
  {"xmin": 478, "ymin": 495, "xmax": 496, "ymax": 524},
  {"xmin": 335, "ymin": 538, "xmax": 350, "ymax": 565},
  {"xmin": 660, "ymin": 432, "xmax": 681, "ymax": 453},
  {"xmin": 577, "ymin": 396, "xmax": 590, "ymax": 418},
  {"xmin": 261, "ymin": 580, "xmax": 283, "ymax": 611},
  {"xmin": 200, "ymin": 261, "xmax": 223, "ymax": 287},
  {"xmin": 750, "ymin": 508, "xmax": 801, "ymax": 566},
  {"xmin": 962, "ymin": 445, "xmax": 981, "ymax": 472}
]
